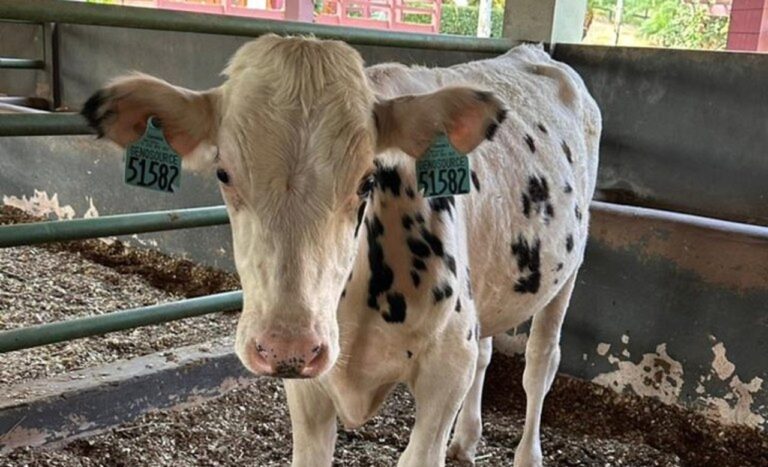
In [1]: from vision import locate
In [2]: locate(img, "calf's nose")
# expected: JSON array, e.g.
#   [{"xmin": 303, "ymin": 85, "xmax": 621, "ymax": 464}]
[{"xmin": 246, "ymin": 333, "xmax": 328, "ymax": 378}]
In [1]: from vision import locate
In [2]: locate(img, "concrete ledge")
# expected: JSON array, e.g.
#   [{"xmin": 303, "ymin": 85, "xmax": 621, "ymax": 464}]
[
  {"xmin": 0, "ymin": 338, "xmax": 255, "ymax": 453},
  {"xmin": 566, "ymin": 202, "xmax": 768, "ymax": 430}
]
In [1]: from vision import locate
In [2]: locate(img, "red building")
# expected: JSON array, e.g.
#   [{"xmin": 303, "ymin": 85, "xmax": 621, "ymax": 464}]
[{"xmin": 727, "ymin": 0, "xmax": 768, "ymax": 51}]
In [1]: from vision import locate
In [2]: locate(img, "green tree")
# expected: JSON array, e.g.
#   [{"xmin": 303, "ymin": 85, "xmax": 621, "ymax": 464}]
[
  {"xmin": 638, "ymin": 0, "xmax": 728, "ymax": 49},
  {"xmin": 444, "ymin": 0, "xmax": 506, "ymax": 12},
  {"xmin": 438, "ymin": 5, "xmax": 505, "ymax": 37},
  {"xmin": 588, "ymin": 0, "xmax": 729, "ymax": 50},
  {"xmin": 588, "ymin": 0, "xmax": 617, "ymax": 12}
]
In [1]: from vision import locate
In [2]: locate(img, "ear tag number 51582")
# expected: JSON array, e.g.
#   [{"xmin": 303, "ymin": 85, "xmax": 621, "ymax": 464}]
[
  {"xmin": 416, "ymin": 133, "xmax": 471, "ymax": 198},
  {"xmin": 124, "ymin": 117, "xmax": 181, "ymax": 193}
]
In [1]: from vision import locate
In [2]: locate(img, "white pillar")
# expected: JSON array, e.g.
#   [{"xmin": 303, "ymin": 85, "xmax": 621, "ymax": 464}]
[
  {"xmin": 502, "ymin": 0, "xmax": 587, "ymax": 45},
  {"xmin": 477, "ymin": 0, "xmax": 493, "ymax": 38}
]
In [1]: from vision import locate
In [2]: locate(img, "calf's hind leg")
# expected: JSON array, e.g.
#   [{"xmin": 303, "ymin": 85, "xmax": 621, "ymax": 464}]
[
  {"xmin": 447, "ymin": 336, "xmax": 493, "ymax": 464},
  {"xmin": 514, "ymin": 273, "xmax": 577, "ymax": 467}
]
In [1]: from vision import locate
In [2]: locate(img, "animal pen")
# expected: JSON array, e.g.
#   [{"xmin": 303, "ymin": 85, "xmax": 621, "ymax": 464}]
[{"xmin": 0, "ymin": 0, "xmax": 766, "ymax": 465}]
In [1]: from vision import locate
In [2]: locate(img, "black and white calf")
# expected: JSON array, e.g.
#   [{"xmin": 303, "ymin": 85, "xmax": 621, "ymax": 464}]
[{"xmin": 83, "ymin": 35, "xmax": 600, "ymax": 467}]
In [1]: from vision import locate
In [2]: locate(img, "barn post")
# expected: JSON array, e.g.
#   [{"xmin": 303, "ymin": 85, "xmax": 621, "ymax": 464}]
[
  {"xmin": 284, "ymin": 0, "xmax": 315, "ymax": 22},
  {"xmin": 501, "ymin": 0, "xmax": 587, "ymax": 45},
  {"xmin": 727, "ymin": 0, "xmax": 768, "ymax": 51},
  {"xmin": 477, "ymin": 0, "xmax": 493, "ymax": 38}
]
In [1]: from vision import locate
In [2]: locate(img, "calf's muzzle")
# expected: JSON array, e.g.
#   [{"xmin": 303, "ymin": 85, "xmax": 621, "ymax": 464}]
[{"xmin": 244, "ymin": 332, "xmax": 330, "ymax": 378}]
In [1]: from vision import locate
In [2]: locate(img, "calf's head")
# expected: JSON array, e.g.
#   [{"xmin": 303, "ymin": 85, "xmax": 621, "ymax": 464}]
[{"xmin": 82, "ymin": 35, "xmax": 505, "ymax": 378}]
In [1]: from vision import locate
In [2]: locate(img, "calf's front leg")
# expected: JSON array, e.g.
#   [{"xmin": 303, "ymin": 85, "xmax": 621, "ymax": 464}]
[
  {"xmin": 398, "ymin": 335, "xmax": 477, "ymax": 467},
  {"xmin": 447, "ymin": 336, "xmax": 493, "ymax": 464},
  {"xmin": 284, "ymin": 379, "xmax": 337, "ymax": 467}
]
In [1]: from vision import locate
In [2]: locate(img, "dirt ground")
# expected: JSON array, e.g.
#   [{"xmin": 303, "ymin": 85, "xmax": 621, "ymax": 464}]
[
  {"xmin": 1, "ymin": 206, "xmax": 766, "ymax": 466},
  {"xmin": 4, "ymin": 353, "xmax": 767, "ymax": 467}
]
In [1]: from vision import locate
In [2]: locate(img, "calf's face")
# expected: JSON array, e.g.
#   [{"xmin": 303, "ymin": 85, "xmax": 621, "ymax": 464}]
[{"xmin": 82, "ymin": 35, "xmax": 505, "ymax": 378}]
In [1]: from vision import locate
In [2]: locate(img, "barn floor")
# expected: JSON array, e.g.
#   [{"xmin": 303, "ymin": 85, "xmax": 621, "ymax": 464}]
[
  {"xmin": 3, "ymin": 353, "xmax": 767, "ymax": 467},
  {"xmin": 1, "ymin": 206, "xmax": 767, "ymax": 466}
]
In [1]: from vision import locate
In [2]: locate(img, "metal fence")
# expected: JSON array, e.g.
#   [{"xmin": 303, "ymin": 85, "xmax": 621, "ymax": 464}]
[{"xmin": 0, "ymin": 0, "xmax": 511, "ymax": 355}]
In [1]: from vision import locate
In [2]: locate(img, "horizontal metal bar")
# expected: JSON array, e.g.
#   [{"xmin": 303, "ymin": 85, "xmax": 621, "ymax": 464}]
[
  {"xmin": 0, "ymin": 57, "xmax": 44, "ymax": 69},
  {"xmin": 591, "ymin": 201, "xmax": 768, "ymax": 241},
  {"xmin": 0, "ymin": 0, "xmax": 514, "ymax": 53},
  {"xmin": 0, "ymin": 113, "xmax": 92, "ymax": 136},
  {"xmin": 0, "ymin": 206, "xmax": 229, "ymax": 248},
  {"xmin": 0, "ymin": 291, "xmax": 243, "ymax": 353},
  {"xmin": 0, "ymin": 18, "xmax": 42, "ymax": 25},
  {"xmin": 0, "ymin": 102, "xmax": 49, "ymax": 114},
  {"xmin": 0, "ymin": 96, "xmax": 51, "ymax": 110}
]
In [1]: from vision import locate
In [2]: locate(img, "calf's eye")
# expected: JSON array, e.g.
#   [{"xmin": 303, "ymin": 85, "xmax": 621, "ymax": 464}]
[
  {"xmin": 357, "ymin": 175, "xmax": 375, "ymax": 197},
  {"xmin": 216, "ymin": 168, "xmax": 230, "ymax": 185}
]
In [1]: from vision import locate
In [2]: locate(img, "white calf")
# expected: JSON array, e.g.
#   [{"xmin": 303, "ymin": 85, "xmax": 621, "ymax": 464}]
[{"xmin": 83, "ymin": 36, "xmax": 600, "ymax": 466}]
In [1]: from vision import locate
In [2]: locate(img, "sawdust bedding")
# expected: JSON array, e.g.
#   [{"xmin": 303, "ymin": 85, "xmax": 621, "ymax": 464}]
[{"xmin": 4, "ymin": 355, "xmax": 767, "ymax": 466}]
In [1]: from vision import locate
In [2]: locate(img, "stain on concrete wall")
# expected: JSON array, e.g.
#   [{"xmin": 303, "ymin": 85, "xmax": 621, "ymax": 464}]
[
  {"xmin": 592, "ymin": 338, "xmax": 684, "ymax": 405},
  {"xmin": 3, "ymin": 190, "xmax": 80, "ymax": 220},
  {"xmin": 697, "ymin": 338, "xmax": 765, "ymax": 428},
  {"xmin": 589, "ymin": 335, "xmax": 765, "ymax": 430}
]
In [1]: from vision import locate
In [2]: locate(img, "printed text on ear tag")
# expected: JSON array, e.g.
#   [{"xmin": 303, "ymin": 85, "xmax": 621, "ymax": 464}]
[
  {"xmin": 124, "ymin": 117, "xmax": 181, "ymax": 193},
  {"xmin": 416, "ymin": 133, "xmax": 471, "ymax": 198}
]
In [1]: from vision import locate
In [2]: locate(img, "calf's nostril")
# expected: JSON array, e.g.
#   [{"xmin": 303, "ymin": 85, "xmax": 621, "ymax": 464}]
[
  {"xmin": 245, "ymin": 343, "xmax": 273, "ymax": 375},
  {"xmin": 302, "ymin": 344, "xmax": 327, "ymax": 376}
]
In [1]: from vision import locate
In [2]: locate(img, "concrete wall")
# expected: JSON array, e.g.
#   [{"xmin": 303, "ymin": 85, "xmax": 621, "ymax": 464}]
[
  {"xmin": 0, "ymin": 24, "xmax": 765, "ymax": 430},
  {"xmin": 56, "ymin": 25, "xmax": 494, "ymax": 109},
  {"xmin": 0, "ymin": 22, "xmax": 49, "ymax": 101},
  {"xmin": 566, "ymin": 203, "xmax": 767, "ymax": 430},
  {"xmin": 555, "ymin": 45, "xmax": 768, "ymax": 227}
]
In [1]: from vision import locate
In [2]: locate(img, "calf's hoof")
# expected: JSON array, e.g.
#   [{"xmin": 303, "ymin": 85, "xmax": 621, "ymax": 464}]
[
  {"xmin": 446, "ymin": 442, "xmax": 476, "ymax": 466},
  {"xmin": 512, "ymin": 454, "xmax": 543, "ymax": 467}
]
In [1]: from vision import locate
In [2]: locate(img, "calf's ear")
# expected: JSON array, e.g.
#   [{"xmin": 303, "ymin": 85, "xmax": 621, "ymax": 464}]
[
  {"xmin": 373, "ymin": 86, "xmax": 507, "ymax": 158},
  {"xmin": 81, "ymin": 73, "xmax": 220, "ymax": 170}
]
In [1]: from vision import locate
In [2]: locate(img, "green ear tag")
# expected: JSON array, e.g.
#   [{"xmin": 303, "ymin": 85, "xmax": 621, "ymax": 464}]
[
  {"xmin": 416, "ymin": 134, "xmax": 471, "ymax": 198},
  {"xmin": 124, "ymin": 117, "xmax": 181, "ymax": 193}
]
